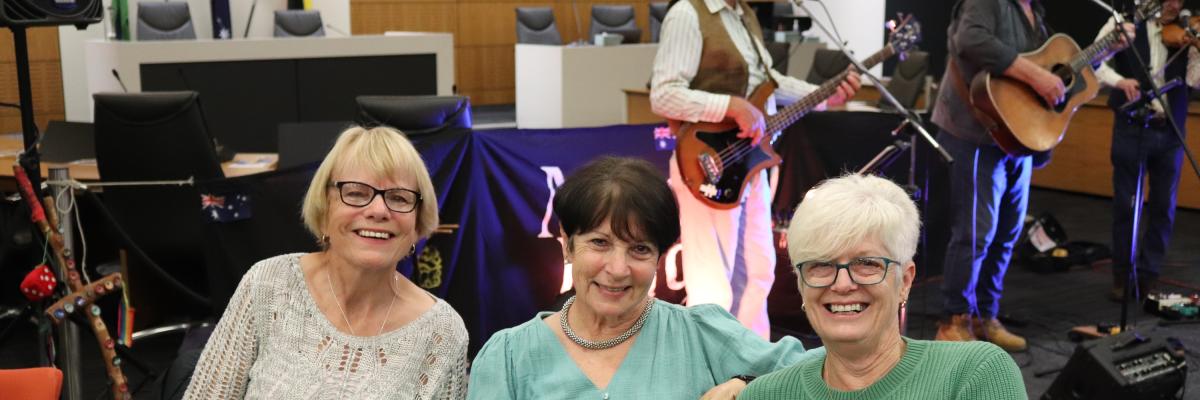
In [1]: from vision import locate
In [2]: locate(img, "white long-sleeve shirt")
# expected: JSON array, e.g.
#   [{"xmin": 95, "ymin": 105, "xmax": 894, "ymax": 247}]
[
  {"xmin": 649, "ymin": 0, "xmax": 819, "ymax": 123},
  {"xmin": 1094, "ymin": 17, "xmax": 1200, "ymax": 114}
]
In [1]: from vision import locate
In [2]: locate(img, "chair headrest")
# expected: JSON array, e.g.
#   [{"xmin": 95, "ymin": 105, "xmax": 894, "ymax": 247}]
[
  {"xmin": 274, "ymin": 10, "xmax": 324, "ymax": 37},
  {"xmin": 895, "ymin": 51, "xmax": 929, "ymax": 78},
  {"xmin": 93, "ymin": 91, "xmax": 200, "ymax": 125},
  {"xmin": 591, "ymin": 5, "xmax": 635, "ymax": 26},
  {"xmin": 356, "ymin": 95, "xmax": 472, "ymax": 135},
  {"xmin": 138, "ymin": 2, "xmax": 192, "ymax": 31},
  {"xmin": 516, "ymin": 7, "xmax": 555, "ymax": 31}
]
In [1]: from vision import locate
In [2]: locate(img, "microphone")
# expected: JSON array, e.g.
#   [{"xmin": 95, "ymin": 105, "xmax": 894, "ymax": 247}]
[
  {"xmin": 243, "ymin": 0, "xmax": 258, "ymax": 38},
  {"xmin": 20, "ymin": 264, "xmax": 58, "ymax": 301},
  {"xmin": 324, "ymin": 24, "xmax": 350, "ymax": 37},
  {"xmin": 1119, "ymin": 77, "xmax": 1183, "ymax": 112},
  {"xmin": 111, "ymin": 69, "xmax": 128, "ymax": 93}
]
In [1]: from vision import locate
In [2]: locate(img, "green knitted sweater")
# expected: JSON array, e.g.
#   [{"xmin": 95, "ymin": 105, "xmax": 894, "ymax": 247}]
[{"xmin": 739, "ymin": 338, "xmax": 1026, "ymax": 400}]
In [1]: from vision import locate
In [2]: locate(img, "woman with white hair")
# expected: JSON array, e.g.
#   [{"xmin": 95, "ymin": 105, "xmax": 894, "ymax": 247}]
[
  {"xmin": 185, "ymin": 126, "xmax": 468, "ymax": 399},
  {"xmin": 739, "ymin": 174, "xmax": 1025, "ymax": 399}
]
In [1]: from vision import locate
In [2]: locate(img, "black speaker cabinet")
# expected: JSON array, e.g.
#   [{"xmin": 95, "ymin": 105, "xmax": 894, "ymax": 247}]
[
  {"xmin": 0, "ymin": 0, "xmax": 102, "ymax": 28},
  {"xmin": 1042, "ymin": 331, "xmax": 1187, "ymax": 400}
]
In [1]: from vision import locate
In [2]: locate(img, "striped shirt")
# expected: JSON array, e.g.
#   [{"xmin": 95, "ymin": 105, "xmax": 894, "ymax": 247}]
[{"xmin": 650, "ymin": 0, "xmax": 819, "ymax": 123}]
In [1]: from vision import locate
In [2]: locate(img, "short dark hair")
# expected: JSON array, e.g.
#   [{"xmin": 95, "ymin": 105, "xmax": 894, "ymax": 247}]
[{"xmin": 554, "ymin": 156, "xmax": 680, "ymax": 254}]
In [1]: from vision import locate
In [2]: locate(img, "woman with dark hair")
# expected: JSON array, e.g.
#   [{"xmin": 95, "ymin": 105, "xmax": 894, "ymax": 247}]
[{"xmin": 467, "ymin": 156, "xmax": 805, "ymax": 400}]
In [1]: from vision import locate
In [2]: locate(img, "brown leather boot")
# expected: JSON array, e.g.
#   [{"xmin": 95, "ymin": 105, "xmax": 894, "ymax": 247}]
[
  {"xmin": 972, "ymin": 317, "xmax": 1027, "ymax": 352},
  {"xmin": 935, "ymin": 314, "xmax": 975, "ymax": 342}
]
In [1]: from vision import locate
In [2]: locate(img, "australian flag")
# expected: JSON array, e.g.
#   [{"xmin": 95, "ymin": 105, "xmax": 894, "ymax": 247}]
[
  {"xmin": 200, "ymin": 193, "xmax": 252, "ymax": 223},
  {"xmin": 211, "ymin": 0, "xmax": 232, "ymax": 39}
]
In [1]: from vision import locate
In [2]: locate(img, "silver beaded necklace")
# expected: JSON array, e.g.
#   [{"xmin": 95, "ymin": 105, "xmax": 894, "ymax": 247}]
[{"xmin": 559, "ymin": 295, "xmax": 654, "ymax": 350}]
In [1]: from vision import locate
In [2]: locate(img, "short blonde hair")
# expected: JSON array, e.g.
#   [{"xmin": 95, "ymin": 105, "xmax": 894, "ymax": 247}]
[
  {"xmin": 786, "ymin": 174, "xmax": 920, "ymax": 266},
  {"xmin": 301, "ymin": 126, "xmax": 439, "ymax": 241}
]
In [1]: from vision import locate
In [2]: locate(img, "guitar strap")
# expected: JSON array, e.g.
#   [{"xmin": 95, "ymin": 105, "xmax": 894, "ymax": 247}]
[
  {"xmin": 946, "ymin": 56, "xmax": 1000, "ymax": 135},
  {"xmin": 737, "ymin": 9, "xmax": 779, "ymax": 90}
]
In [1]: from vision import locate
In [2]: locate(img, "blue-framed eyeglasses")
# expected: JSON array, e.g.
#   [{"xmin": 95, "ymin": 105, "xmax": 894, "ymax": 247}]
[{"xmin": 795, "ymin": 257, "xmax": 899, "ymax": 288}]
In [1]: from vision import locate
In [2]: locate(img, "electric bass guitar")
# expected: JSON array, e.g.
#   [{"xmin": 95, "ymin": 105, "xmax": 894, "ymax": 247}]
[
  {"xmin": 969, "ymin": 0, "xmax": 1160, "ymax": 156},
  {"xmin": 671, "ymin": 15, "xmax": 921, "ymax": 209}
]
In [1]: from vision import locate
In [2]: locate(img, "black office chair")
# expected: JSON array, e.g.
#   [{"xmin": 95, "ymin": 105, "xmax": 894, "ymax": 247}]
[
  {"xmin": 765, "ymin": 42, "xmax": 789, "ymax": 74},
  {"xmin": 805, "ymin": 49, "xmax": 851, "ymax": 84},
  {"xmin": 137, "ymin": 1, "xmax": 196, "ymax": 41},
  {"xmin": 274, "ymin": 10, "xmax": 325, "ymax": 37},
  {"xmin": 92, "ymin": 91, "xmax": 222, "ymax": 334},
  {"xmin": 516, "ymin": 7, "xmax": 563, "ymax": 45},
  {"xmin": 589, "ymin": 5, "xmax": 640, "ymax": 44},
  {"xmin": 649, "ymin": 2, "xmax": 668, "ymax": 43},
  {"xmin": 878, "ymin": 51, "xmax": 930, "ymax": 111},
  {"xmin": 355, "ymin": 95, "xmax": 472, "ymax": 137}
]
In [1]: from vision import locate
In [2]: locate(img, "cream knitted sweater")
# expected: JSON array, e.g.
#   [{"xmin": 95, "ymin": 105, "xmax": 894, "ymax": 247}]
[{"xmin": 184, "ymin": 253, "xmax": 468, "ymax": 399}]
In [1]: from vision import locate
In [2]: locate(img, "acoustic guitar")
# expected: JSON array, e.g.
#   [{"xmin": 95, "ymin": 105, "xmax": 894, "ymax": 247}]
[
  {"xmin": 969, "ymin": 0, "xmax": 1160, "ymax": 156},
  {"xmin": 671, "ymin": 15, "xmax": 921, "ymax": 209}
]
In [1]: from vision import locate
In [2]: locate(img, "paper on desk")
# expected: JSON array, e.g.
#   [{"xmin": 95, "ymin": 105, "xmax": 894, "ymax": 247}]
[{"xmin": 228, "ymin": 156, "xmax": 275, "ymax": 169}]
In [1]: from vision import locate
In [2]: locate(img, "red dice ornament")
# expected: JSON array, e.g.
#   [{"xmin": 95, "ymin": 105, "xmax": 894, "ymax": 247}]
[{"xmin": 20, "ymin": 264, "xmax": 58, "ymax": 301}]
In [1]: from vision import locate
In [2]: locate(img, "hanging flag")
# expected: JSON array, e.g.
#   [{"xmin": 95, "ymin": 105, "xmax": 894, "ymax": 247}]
[
  {"xmin": 200, "ymin": 192, "xmax": 253, "ymax": 223},
  {"xmin": 113, "ymin": 0, "xmax": 130, "ymax": 40},
  {"xmin": 211, "ymin": 0, "xmax": 233, "ymax": 39}
]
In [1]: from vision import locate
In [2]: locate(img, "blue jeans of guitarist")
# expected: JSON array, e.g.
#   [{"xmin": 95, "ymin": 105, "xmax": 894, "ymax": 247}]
[
  {"xmin": 1111, "ymin": 118, "xmax": 1186, "ymax": 284},
  {"xmin": 939, "ymin": 131, "xmax": 1032, "ymax": 318}
]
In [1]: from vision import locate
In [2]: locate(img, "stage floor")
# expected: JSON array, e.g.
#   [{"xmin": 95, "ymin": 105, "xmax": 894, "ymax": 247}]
[{"xmin": 899, "ymin": 188, "xmax": 1200, "ymax": 398}]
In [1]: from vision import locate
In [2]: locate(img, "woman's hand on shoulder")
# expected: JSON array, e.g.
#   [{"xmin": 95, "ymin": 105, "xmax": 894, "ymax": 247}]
[{"xmin": 699, "ymin": 378, "xmax": 747, "ymax": 400}]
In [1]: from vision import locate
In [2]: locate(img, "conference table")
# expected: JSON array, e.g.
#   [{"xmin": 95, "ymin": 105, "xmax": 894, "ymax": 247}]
[
  {"xmin": 0, "ymin": 134, "xmax": 277, "ymax": 192},
  {"xmin": 79, "ymin": 33, "xmax": 454, "ymax": 152}
]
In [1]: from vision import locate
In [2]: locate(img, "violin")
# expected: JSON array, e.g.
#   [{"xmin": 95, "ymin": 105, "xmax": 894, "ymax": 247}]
[{"xmin": 1162, "ymin": 15, "xmax": 1200, "ymax": 48}]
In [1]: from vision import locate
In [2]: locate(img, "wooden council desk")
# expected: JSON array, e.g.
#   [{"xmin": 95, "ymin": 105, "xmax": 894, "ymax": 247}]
[
  {"xmin": 80, "ymin": 33, "xmax": 454, "ymax": 152},
  {"xmin": 1033, "ymin": 94, "xmax": 1200, "ymax": 210},
  {"xmin": 0, "ymin": 134, "xmax": 277, "ymax": 192}
]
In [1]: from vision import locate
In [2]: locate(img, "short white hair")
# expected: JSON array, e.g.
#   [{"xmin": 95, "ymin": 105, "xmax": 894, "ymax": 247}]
[{"xmin": 786, "ymin": 174, "xmax": 920, "ymax": 266}]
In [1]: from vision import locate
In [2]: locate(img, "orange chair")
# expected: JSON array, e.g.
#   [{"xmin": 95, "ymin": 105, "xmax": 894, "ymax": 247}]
[{"xmin": 0, "ymin": 367, "xmax": 63, "ymax": 400}]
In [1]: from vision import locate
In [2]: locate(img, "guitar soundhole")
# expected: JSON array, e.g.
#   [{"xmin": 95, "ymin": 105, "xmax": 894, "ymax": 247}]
[{"xmin": 1048, "ymin": 63, "xmax": 1076, "ymax": 112}]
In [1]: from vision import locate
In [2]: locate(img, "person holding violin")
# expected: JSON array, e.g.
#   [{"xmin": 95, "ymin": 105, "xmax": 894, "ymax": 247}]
[{"xmin": 1092, "ymin": 0, "xmax": 1200, "ymax": 303}]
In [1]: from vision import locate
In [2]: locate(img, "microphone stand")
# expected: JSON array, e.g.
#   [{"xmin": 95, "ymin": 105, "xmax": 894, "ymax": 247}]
[
  {"xmin": 1090, "ymin": 0, "xmax": 1200, "ymax": 333},
  {"xmin": 796, "ymin": 2, "xmax": 950, "ymax": 338},
  {"xmin": 794, "ymin": 1, "xmax": 953, "ymax": 169}
]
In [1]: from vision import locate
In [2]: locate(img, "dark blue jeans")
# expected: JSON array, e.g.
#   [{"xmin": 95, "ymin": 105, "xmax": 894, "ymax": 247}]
[
  {"xmin": 1111, "ymin": 118, "xmax": 1185, "ymax": 281},
  {"xmin": 939, "ymin": 131, "xmax": 1031, "ymax": 318}
]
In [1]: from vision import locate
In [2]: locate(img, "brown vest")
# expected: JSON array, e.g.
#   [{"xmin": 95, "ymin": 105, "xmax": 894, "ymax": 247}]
[{"xmin": 686, "ymin": 0, "xmax": 766, "ymax": 97}]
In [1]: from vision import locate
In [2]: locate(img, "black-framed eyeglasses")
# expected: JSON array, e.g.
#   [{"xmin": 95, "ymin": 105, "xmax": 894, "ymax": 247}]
[
  {"xmin": 332, "ymin": 181, "xmax": 422, "ymax": 213},
  {"xmin": 795, "ymin": 257, "xmax": 899, "ymax": 288}
]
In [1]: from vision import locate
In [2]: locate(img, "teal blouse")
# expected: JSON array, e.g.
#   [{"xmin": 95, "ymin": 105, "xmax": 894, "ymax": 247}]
[{"xmin": 467, "ymin": 300, "xmax": 806, "ymax": 400}]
